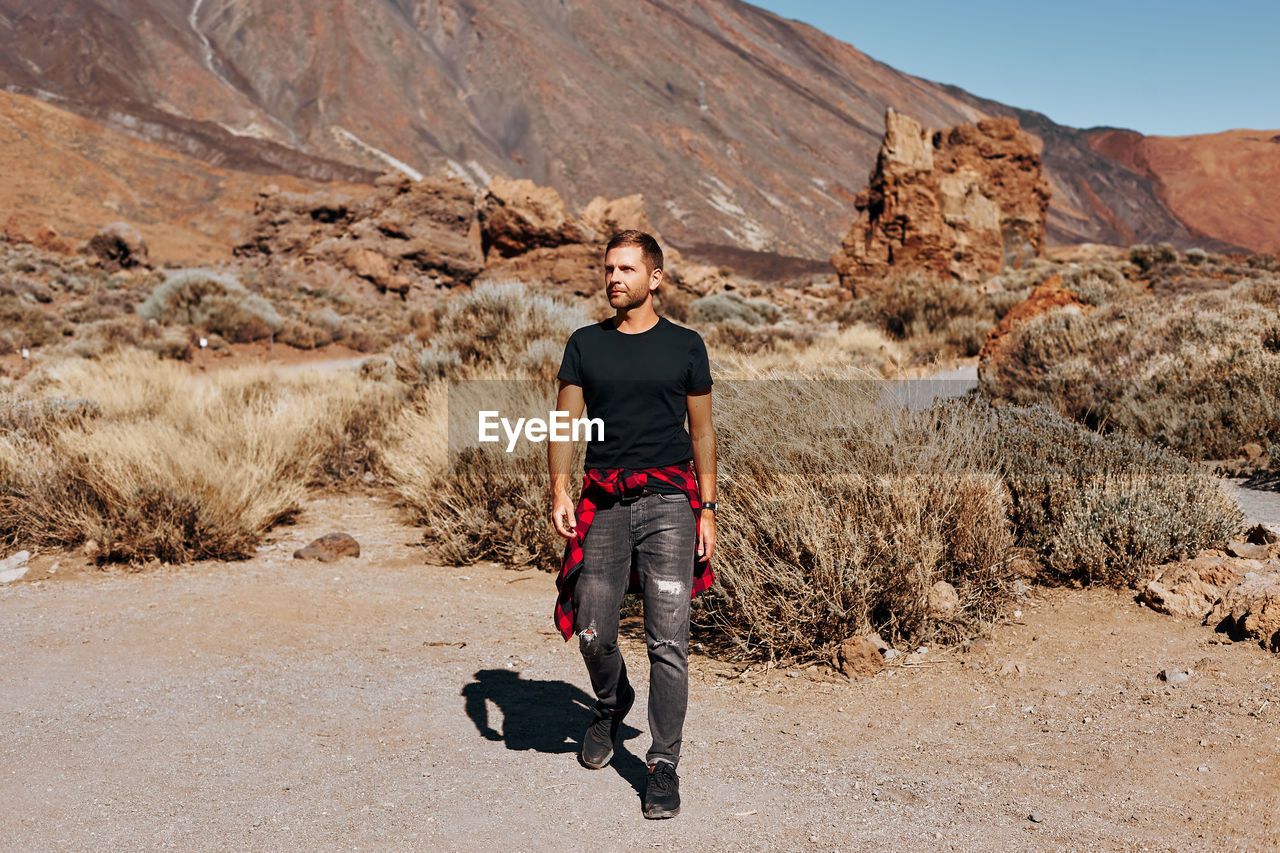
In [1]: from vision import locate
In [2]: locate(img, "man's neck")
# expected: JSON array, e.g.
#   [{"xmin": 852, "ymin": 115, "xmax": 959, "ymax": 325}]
[{"xmin": 612, "ymin": 303, "xmax": 661, "ymax": 335}]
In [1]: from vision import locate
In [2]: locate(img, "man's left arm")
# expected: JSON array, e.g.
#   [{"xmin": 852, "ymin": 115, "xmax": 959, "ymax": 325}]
[{"xmin": 686, "ymin": 389, "xmax": 716, "ymax": 561}]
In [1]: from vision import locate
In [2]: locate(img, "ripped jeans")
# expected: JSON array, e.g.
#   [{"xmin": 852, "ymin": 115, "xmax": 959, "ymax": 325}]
[{"xmin": 575, "ymin": 490, "xmax": 696, "ymax": 768}]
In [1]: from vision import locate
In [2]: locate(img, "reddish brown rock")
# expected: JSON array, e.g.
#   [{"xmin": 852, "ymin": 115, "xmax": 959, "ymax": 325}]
[
  {"xmin": 480, "ymin": 177, "xmax": 587, "ymax": 259},
  {"xmin": 2, "ymin": 216, "xmax": 30, "ymax": 244},
  {"xmin": 238, "ymin": 174, "xmax": 484, "ymax": 291},
  {"xmin": 476, "ymin": 243, "xmax": 604, "ymax": 299},
  {"xmin": 344, "ymin": 248, "xmax": 392, "ymax": 289},
  {"xmin": 1206, "ymin": 570, "xmax": 1280, "ymax": 651},
  {"xmin": 833, "ymin": 109, "xmax": 1051, "ymax": 292},
  {"xmin": 977, "ymin": 274, "xmax": 1088, "ymax": 378},
  {"xmin": 836, "ymin": 635, "xmax": 885, "ymax": 679},
  {"xmin": 32, "ymin": 225, "xmax": 74, "ymax": 255},
  {"xmin": 293, "ymin": 532, "xmax": 361, "ymax": 562},
  {"xmin": 1141, "ymin": 554, "xmax": 1250, "ymax": 620}
]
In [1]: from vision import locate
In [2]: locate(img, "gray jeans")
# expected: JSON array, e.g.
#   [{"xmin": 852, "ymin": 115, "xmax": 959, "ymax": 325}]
[{"xmin": 575, "ymin": 490, "xmax": 696, "ymax": 768}]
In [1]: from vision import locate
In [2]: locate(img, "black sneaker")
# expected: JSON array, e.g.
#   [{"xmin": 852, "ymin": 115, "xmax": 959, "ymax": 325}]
[
  {"xmin": 579, "ymin": 683, "xmax": 634, "ymax": 769},
  {"xmin": 642, "ymin": 761, "xmax": 681, "ymax": 819}
]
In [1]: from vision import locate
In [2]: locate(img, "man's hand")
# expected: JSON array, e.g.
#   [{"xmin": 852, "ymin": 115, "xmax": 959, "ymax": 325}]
[
  {"xmin": 552, "ymin": 491, "xmax": 578, "ymax": 539},
  {"xmin": 549, "ymin": 381, "xmax": 586, "ymax": 540},
  {"xmin": 697, "ymin": 509, "xmax": 716, "ymax": 560}
]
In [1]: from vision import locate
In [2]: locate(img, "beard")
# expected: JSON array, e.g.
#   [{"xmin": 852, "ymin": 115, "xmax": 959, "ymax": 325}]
[{"xmin": 610, "ymin": 286, "xmax": 652, "ymax": 311}]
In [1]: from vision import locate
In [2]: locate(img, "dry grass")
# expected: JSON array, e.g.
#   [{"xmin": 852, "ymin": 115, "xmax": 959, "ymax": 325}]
[
  {"xmin": 0, "ymin": 352, "xmax": 398, "ymax": 562},
  {"xmin": 694, "ymin": 378, "xmax": 1016, "ymax": 660}
]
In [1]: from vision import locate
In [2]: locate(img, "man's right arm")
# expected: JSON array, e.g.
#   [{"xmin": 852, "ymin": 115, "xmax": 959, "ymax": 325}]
[{"xmin": 549, "ymin": 380, "xmax": 585, "ymax": 539}]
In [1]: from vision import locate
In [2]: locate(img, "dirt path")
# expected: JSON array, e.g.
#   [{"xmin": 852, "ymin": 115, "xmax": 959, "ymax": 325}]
[{"xmin": 3, "ymin": 492, "xmax": 1279, "ymax": 851}]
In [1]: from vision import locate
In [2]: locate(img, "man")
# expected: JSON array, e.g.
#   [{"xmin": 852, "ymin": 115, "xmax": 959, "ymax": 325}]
[{"xmin": 548, "ymin": 230, "xmax": 717, "ymax": 820}]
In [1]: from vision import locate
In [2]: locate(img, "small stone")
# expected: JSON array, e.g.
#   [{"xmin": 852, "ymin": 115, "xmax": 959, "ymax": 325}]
[
  {"xmin": 1197, "ymin": 765, "xmax": 1209, "ymax": 773},
  {"xmin": 83, "ymin": 539, "xmax": 101, "ymax": 559},
  {"xmin": 837, "ymin": 635, "xmax": 886, "ymax": 678},
  {"xmin": 881, "ymin": 649, "xmax": 901, "ymax": 662},
  {"xmin": 293, "ymin": 532, "xmax": 361, "ymax": 562},
  {"xmin": 0, "ymin": 550, "xmax": 31, "ymax": 583},
  {"xmin": 998, "ymin": 660, "xmax": 1026, "ymax": 677},
  {"xmin": 927, "ymin": 581, "xmax": 960, "ymax": 619},
  {"xmin": 1012, "ymin": 579, "xmax": 1029, "ymax": 598},
  {"xmin": 865, "ymin": 632, "xmax": 889, "ymax": 652},
  {"xmin": 1029, "ymin": 812, "xmax": 1043, "ymax": 823},
  {"xmin": 1159, "ymin": 668, "xmax": 1190, "ymax": 685}
]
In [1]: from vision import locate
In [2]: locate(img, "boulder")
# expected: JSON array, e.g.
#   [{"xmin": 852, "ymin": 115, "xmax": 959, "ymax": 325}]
[
  {"xmin": 832, "ymin": 109, "xmax": 1050, "ymax": 291},
  {"xmin": 344, "ymin": 248, "xmax": 392, "ymax": 289},
  {"xmin": 1141, "ymin": 554, "xmax": 1248, "ymax": 619},
  {"xmin": 86, "ymin": 222, "xmax": 151, "ymax": 271},
  {"xmin": 836, "ymin": 635, "xmax": 885, "ymax": 678},
  {"xmin": 479, "ymin": 177, "xmax": 588, "ymax": 259},
  {"xmin": 33, "ymin": 225, "xmax": 73, "ymax": 254},
  {"xmin": 293, "ymin": 532, "xmax": 361, "ymax": 562},
  {"xmin": 1206, "ymin": 570, "xmax": 1280, "ymax": 651}
]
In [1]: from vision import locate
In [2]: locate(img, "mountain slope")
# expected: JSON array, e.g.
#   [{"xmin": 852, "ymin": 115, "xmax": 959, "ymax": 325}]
[{"xmin": 0, "ymin": 0, "xmax": 1273, "ymax": 258}]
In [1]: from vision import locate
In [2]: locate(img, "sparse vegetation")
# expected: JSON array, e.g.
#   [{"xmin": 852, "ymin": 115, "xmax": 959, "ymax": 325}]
[
  {"xmin": 981, "ymin": 271, "xmax": 1280, "ymax": 459},
  {"xmin": 0, "ymin": 352, "xmax": 398, "ymax": 563},
  {"xmin": 138, "ymin": 270, "xmax": 282, "ymax": 343}
]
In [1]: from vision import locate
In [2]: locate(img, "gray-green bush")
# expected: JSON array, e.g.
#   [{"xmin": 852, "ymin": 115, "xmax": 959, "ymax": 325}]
[{"xmin": 138, "ymin": 269, "xmax": 281, "ymax": 343}]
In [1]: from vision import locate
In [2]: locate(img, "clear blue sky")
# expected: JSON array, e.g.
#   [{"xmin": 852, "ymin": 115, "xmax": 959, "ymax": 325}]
[{"xmin": 751, "ymin": 0, "xmax": 1279, "ymax": 136}]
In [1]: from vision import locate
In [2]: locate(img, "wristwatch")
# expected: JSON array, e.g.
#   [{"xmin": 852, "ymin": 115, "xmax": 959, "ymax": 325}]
[{"xmin": 699, "ymin": 501, "xmax": 718, "ymax": 513}]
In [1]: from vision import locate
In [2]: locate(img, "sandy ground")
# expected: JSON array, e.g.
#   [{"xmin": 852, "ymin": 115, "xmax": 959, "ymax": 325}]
[{"xmin": 2, "ymin": 492, "xmax": 1279, "ymax": 852}]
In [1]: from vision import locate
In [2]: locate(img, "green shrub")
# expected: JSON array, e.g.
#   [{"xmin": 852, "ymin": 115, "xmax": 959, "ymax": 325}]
[{"xmin": 138, "ymin": 270, "xmax": 281, "ymax": 342}]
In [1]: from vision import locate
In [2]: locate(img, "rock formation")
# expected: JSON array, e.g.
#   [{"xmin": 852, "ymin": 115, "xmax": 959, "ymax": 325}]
[
  {"xmin": 833, "ymin": 109, "xmax": 1051, "ymax": 292},
  {"xmin": 237, "ymin": 170, "xmax": 685, "ymax": 303},
  {"xmin": 237, "ymin": 174, "xmax": 484, "ymax": 295}
]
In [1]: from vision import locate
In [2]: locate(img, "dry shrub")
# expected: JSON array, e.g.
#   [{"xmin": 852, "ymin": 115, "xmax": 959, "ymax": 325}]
[
  {"xmin": 0, "ymin": 352, "xmax": 397, "ymax": 562},
  {"xmin": 836, "ymin": 270, "xmax": 1014, "ymax": 363},
  {"xmin": 689, "ymin": 291, "xmax": 782, "ymax": 325},
  {"xmin": 707, "ymin": 324, "xmax": 905, "ymax": 378},
  {"xmin": 953, "ymin": 398, "xmax": 1242, "ymax": 586},
  {"xmin": 694, "ymin": 379, "xmax": 1015, "ymax": 661},
  {"xmin": 0, "ymin": 294, "xmax": 63, "ymax": 347},
  {"xmin": 138, "ymin": 269, "xmax": 281, "ymax": 343},
  {"xmin": 392, "ymin": 281, "xmax": 589, "ymax": 384},
  {"xmin": 383, "ymin": 378, "xmax": 574, "ymax": 567},
  {"xmin": 981, "ymin": 276, "xmax": 1280, "ymax": 458}
]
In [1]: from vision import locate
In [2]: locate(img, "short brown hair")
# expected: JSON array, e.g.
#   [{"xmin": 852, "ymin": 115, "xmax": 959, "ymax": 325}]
[{"xmin": 605, "ymin": 230, "xmax": 663, "ymax": 274}]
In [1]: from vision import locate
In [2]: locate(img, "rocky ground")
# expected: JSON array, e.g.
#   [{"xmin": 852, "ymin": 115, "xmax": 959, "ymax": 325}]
[{"xmin": 3, "ymin": 491, "xmax": 1279, "ymax": 852}]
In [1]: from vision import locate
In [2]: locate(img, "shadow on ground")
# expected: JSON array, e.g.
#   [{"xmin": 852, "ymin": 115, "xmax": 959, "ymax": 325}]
[{"xmin": 462, "ymin": 669, "xmax": 648, "ymax": 796}]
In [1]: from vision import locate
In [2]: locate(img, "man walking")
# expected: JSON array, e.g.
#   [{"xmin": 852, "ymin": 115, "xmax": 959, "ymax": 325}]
[{"xmin": 548, "ymin": 230, "xmax": 717, "ymax": 819}]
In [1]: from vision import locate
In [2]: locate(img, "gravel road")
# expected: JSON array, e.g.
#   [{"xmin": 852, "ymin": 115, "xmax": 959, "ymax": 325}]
[{"xmin": 3, "ymin": 493, "xmax": 1278, "ymax": 851}]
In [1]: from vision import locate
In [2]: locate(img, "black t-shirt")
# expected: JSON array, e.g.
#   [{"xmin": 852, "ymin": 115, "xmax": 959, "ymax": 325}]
[{"xmin": 557, "ymin": 316, "xmax": 713, "ymax": 472}]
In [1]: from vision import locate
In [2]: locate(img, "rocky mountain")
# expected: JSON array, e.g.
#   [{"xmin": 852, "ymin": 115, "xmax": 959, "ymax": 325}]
[{"xmin": 0, "ymin": 0, "xmax": 1275, "ymax": 262}]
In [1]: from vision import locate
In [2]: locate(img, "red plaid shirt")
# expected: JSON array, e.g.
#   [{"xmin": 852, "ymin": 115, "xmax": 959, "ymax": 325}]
[{"xmin": 553, "ymin": 463, "xmax": 715, "ymax": 641}]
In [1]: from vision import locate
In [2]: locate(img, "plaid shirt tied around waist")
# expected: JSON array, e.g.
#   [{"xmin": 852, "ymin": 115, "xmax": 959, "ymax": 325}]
[{"xmin": 553, "ymin": 463, "xmax": 715, "ymax": 641}]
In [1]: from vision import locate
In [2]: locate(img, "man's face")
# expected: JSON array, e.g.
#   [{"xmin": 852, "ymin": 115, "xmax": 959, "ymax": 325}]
[{"xmin": 604, "ymin": 245, "xmax": 661, "ymax": 310}]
